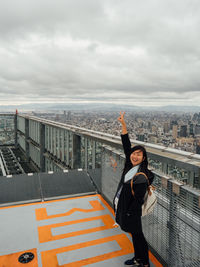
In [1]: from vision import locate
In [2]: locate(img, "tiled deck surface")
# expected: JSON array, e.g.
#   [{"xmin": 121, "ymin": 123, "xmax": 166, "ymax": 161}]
[{"xmin": 0, "ymin": 194, "xmax": 163, "ymax": 266}]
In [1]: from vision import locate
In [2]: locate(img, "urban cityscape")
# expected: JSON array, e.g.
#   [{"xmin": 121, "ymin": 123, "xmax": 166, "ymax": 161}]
[
  {"xmin": 1, "ymin": 109, "xmax": 200, "ymax": 155},
  {"xmin": 29, "ymin": 109, "xmax": 200, "ymax": 155}
]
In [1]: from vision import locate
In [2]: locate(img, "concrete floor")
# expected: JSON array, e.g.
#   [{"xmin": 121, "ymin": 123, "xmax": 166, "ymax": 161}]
[{"xmin": 0, "ymin": 194, "xmax": 162, "ymax": 267}]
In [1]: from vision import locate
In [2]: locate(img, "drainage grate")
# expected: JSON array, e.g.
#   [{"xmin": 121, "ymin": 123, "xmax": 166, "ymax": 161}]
[{"xmin": 18, "ymin": 252, "xmax": 34, "ymax": 264}]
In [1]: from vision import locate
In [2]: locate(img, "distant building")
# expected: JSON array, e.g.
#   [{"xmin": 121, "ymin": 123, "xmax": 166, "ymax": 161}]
[
  {"xmin": 55, "ymin": 114, "xmax": 59, "ymax": 121},
  {"xmin": 151, "ymin": 125, "xmax": 157, "ymax": 133},
  {"xmin": 148, "ymin": 121, "xmax": 152, "ymax": 130},
  {"xmin": 193, "ymin": 113, "xmax": 199, "ymax": 121},
  {"xmin": 164, "ymin": 122, "xmax": 170, "ymax": 133},
  {"xmin": 172, "ymin": 125, "xmax": 178, "ymax": 139},
  {"xmin": 196, "ymin": 145, "xmax": 200, "ymax": 154},
  {"xmin": 162, "ymin": 138, "xmax": 170, "ymax": 146},
  {"xmin": 189, "ymin": 123, "xmax": 194, "ymax": 136},
  {"xmin": 67, "ymin": 111, "xmax": 72, "ymax": 121},
  {"xmin": 195, "ymin": 124, "xmax": 200, "ymax": 135},
  {"xmin": 136, "ymin": 134, "xmax": 145, "ymax": 142},
  {"xmin": 149, "ymin": 134, "xmax": 158, "ymax": 144},
  {"xmin": 64, "ymin": 110, "xmax": 67, "ymax": 120},
  {"xmin": 170, "ymin": 120, "xmax": 178, "ymax": 129},
  {"xmin": 180, "ymin": 125, "xmax": 187, "ymax": 138}
]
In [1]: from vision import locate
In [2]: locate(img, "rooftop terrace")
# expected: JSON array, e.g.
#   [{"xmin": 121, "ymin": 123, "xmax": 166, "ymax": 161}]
[{"xmin": 0, "ymin": 170, "xmax": 162, "ymax": 267}]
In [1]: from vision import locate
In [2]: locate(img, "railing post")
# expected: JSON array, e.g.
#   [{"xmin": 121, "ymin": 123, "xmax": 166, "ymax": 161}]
[
  {"xmin": 14, "ymin": 113, "xmax": 18, "ymax": 148},
  {"xmin": 92, "ymin": 140, "xmax": 96, "ymax": 169},
  {"xmin": 61, "ymin": 129, "xmax": 64, "ymax": 162},
  {"xmin": 40, "ymin": 123, "xmax": 45, "ymax": 172},
  {"xmin": 168, "ymin": 180, "xmax": 184, "ymax": 266},
  {"xmin": 162, "ymin": 162, "xmax": 168, "ymax": 174},
  {"xmin": 50, "ymin": 127, "xmax": 53, "ymax": 154},
  {"xmin": 188, "ymin": 170, "xmax": 194, "ymax": 187},
  {"xmin": 66, "ymin": 131, "xmax": 69, "ymax": 167},
  {"xmin": 84, "ymin": 138, "xmax": 88, "ymax": 170},
  {"xmin": 72, "ymin": 134, "xmax": 81, "ymax": 169},
  {"xmin": 25, "ymin": 118, "xmax": 30, "ymax": 160},
  {"xmin": 57, "ymin": 128, "xmax": 60, "ymax": 159},
  {"xmin": 53, "ymin": 128, "xmax": 56, "ymax": 156}
]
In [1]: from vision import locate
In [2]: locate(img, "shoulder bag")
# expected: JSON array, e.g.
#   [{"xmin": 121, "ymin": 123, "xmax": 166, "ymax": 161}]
[{"xmin": 131, "ymin": 172, "xmax": 157, "ymax": 216}]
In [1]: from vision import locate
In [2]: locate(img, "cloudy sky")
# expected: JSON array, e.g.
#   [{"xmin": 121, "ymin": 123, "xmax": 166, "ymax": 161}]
[{"xmin": 0, "ymin": 0, "xmax": 200, "ymax": 107}]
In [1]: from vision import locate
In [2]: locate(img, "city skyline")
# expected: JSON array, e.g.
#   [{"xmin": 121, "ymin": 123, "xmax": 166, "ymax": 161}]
[
  {"xmin": 0, "ymin": 0, "xmax": 200, "ymax": 106},
  {"xmin": 32, "ymin": 109, "xmax": 200, "ymax": 155}
]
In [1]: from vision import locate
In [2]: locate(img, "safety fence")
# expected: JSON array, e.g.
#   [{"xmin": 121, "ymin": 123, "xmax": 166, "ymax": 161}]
[{"xmin": 101, "ymin": 145, "xmax": 200, "ymax": 267}]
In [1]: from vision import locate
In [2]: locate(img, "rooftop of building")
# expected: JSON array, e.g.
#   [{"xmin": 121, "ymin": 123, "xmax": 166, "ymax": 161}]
[
  {"xmin": 0, "ymin": 170, "xmax": 162, "ymax": 267},
  {"xmin": 0, "ymin": 113, "xmax": 200, "ymax": 266}
]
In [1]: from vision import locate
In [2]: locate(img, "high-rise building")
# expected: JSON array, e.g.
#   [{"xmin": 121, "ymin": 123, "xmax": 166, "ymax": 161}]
[
  {"xmin": 148, "ymin": 121, "xmax": 152, "ymax": 130},
  {"xmin": 195, "ymin": 124, "xmax": 200, "ymax": 135},
  {"xmin": 67, "ymin": 111, "xmax": 72, "ymax": 121},
  {"xmin": 189, "ymin": 123, "xmax": 194, "ymax": 136},
  {"xmin": 170, "ymin": 120, "xmax": 178, "ymax": 129},
  {"xmin": 63, "ymin": 110, "xmax": 67, "ymax": 120},
  {"xmin": 193, "ymin": 113, "xmax": 199, "ymax": 121},
  {"xmin": 180, "ymin": 125, "xmax": 187, "ymax": 138},
  {"xmin": 164, "ymin": 122, "xmax": 170, "ymax": 133},
  {"xmin": 172, "ymin": 125, "xmax": 178, "ymax": 139}
]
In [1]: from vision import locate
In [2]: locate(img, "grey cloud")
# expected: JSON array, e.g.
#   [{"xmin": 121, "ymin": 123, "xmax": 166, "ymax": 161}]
[
  {"xmin": 0, "ymin": 0, "xmax": 104, "ymax": 40},
  {"xmin": 0, "ymin": 0, "xmax": 200, "ymax": 105}
]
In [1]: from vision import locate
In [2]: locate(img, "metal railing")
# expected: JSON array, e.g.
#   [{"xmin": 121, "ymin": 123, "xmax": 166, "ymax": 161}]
[
  {"xmin": 100, "ymin": 145, "xmax": 200, "ymax": 267},
  {"xmin": 16, "ymin": 114, "xmax": 200, "ymax": 189}
]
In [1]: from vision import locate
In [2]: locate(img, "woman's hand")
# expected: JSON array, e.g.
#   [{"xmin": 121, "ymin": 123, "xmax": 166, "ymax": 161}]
[
  {"xmin": 118, "ymin": 111, "xmax": 125, "ymax": 124},
  {"xmin": 118, "ymin": 111, "xmax": 128, "ymax": 134}
]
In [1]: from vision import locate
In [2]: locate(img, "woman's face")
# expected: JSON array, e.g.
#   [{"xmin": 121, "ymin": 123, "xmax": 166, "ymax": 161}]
[{"xmin": 130, "ymin": 149, "xmax": 144, "ymax": 166}]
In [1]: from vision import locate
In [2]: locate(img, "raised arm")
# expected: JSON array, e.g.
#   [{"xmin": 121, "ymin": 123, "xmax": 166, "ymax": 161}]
[{"xmin": 118, "ymin": 112, "xmax": 131, "ymax": 159}]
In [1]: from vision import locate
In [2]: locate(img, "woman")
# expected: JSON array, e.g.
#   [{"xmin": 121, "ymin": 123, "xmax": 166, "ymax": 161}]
[{"xmin": 113, "ymin": 112, "xmax": 154, "ymax": 267}]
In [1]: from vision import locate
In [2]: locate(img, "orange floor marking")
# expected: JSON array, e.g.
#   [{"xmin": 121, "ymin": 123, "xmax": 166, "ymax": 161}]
[
  {"xmin": 0, "ymin": 249, "xmax": 38, "ymax": 267},
  {"xmin": 35, "ymin": 199, "xmax": 104, "ymax": 221},
  {"xmin": 0, "ymin": 194, "xmax": 163, "ymax": 267},
  {"xmin": 149, "ymin": 253, "xmax": 163, "ymax": 267},
  {"xmin": 41, "ymin": 234, "xmax": 133, "ymax": 267},
  {"xmin": 98, "ymin": 195, "xmax": 115, "ymax": 215},
  {"xmin": 38, "ymin": 214, "xmax": 115, "ymax": 243}
]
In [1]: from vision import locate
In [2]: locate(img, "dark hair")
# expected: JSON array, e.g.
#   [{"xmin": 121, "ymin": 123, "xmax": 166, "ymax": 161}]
[
  {"xmin": 130, "ymin": 145, "xmax": 148, "ymax": 172},
  {"xmin": 128, "ymin": 145, "xmax": 154, "ymax": 184},
  {"xmin": 117, "ymin": 144, "xmax": 154, "ymax": 192}
]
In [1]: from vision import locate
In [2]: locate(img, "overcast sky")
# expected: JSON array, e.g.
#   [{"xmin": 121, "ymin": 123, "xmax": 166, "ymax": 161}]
[{"xmin": 0, "ymin": 0, "xmax": 200, "ymax": 107}]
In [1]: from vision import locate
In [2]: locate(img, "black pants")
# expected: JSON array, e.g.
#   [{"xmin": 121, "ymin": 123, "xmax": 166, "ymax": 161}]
[{"xmin": 131, "ymin": 219, "xmax": 149, "ymax": 265}]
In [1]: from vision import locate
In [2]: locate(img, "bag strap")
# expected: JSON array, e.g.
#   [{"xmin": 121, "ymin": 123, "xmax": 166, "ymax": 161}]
[{"xmin": 130, "ymin": 172, "xmax": 149, "ymax": 197}]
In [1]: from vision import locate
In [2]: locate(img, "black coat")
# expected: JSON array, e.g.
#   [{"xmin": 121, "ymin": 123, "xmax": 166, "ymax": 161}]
[{"xmin": 113, "ymin": 133, "xmax": 154, "ymax": 233}]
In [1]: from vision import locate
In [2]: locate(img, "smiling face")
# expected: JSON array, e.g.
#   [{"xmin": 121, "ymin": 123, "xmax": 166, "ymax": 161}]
[{"xmin": 130, "ymin": 149, "xmax": 144, "ymax": 166}]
